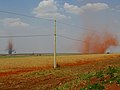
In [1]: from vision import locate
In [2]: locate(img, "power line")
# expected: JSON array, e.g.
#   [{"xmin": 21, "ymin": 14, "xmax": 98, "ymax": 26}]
[
  {"xmin": 57, "ymin": 21, "xmax": 85, "ymax": 29},
  {"xmin": 0, "ymin": 10, "xmax": 54, "ymax": 22},
  {"xmin": 57, "ymin": 34, "xmax": 85, "ymax": 42},
  {"xmin": 57, "ymin": 21, "xmax": 101, "ymax": 33},
  {"xmin": 0, "ymin": 10, "xmax": 119, "ymax": 35},
  {"xmin": 0, "ymin": 10, "xmax": 119, "ymax": 43},
  {"xmin": 57, "ymin": 34, "xmax": 120, "ymax": 46},
  {"xmin": 0, "ymin": 10, "xmax": 99, "ymax": 33},
  {"xmin": 0, "ymin": 34, "xmax": 53, "ymax": 38}
]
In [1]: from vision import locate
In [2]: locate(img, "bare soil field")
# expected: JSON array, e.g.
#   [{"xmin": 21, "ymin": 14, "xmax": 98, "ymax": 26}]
[{"xmin": 0, "ymin": 54, "xmax": 120, "ymax": 90}]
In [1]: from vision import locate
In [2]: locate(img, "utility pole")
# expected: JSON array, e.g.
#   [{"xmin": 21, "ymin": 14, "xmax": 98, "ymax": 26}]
[{"xmin": 54, "ymin": 18, "xmax": 57, "ymax": 68}]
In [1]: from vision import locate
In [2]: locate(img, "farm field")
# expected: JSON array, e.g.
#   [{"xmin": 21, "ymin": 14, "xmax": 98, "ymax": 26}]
[{"xmin": 0, "ymin": 54, "xmax": 120, "ymax": 90}]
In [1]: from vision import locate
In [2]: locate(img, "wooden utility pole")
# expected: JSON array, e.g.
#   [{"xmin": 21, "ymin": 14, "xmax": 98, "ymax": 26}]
[{"xmin": 54, "ymin": 18, "xmax": 57, "ymax": 68}]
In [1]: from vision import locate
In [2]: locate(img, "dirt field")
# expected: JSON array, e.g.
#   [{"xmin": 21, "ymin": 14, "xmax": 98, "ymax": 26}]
[{"xmin": 0, "ymin": 54, "xmax": 120, "ymax": 90}]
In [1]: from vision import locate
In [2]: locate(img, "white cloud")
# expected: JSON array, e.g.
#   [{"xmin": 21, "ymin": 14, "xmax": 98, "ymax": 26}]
[
  {"xmin": 33, "ymin": 0, "xmax": 67, "ymax": 19},
  {"xmin": 64, "ymin": 3, "xmax": 82, "ymax": 15},
  {"xmin": 1, "ymin": 18, "xmax": 29, "ymax": 27},
  {"xmin": 82, "ymin": 3, "xmax": 109, "ymax": 11},
  {"xmin": 64, "ymin": 3, "xmax": 109, "ymax": 15}
]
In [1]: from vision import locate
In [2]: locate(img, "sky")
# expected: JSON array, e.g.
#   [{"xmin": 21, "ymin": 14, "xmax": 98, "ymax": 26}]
[{"xmin": 0, "ymin": 0, "xmax": 120, "ymax": 54}]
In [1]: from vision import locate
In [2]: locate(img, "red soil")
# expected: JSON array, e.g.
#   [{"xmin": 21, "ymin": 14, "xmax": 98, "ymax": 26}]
[
  {"xmin": 106, "ymin": 83, "xmax": 120, "ymax": 90},
  {"xmin": 0, "ymin": 66, "xmax": 52, "ymax": 77}
]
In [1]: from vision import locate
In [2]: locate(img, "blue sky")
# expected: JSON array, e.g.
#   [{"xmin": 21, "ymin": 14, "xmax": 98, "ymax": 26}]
[{"xmin": 0, "ymin": 0, "xmax": 120, "ymax": 54}]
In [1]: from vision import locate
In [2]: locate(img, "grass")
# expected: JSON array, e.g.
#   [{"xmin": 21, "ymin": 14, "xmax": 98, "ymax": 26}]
[
  {"xmin": 80, "ymin": 66, "xmax": 120, "ymax": 90},
  {"xmin": 55, "ymin": 66, "xmax": 120, "ymax": 90},
  {"xmin": 0, "ymin": 55, "xmax": 31, "ymax": 58},
  {"xmin": 0, "ymin": 54, "xmax": 119, "ymax": 70},
  {"xmin": 0, "ymin": 54, "xmax": 120, "ymax": 90}
]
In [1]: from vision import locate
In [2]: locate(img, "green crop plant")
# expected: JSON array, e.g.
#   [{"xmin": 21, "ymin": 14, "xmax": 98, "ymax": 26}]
[
  {"xmin": 106, "ymin": 66, "xmax": 118, "ymax": 77},
  {"xmin": 80, "ymin": 83, "xmax": 105, "ymax": 90},
  {"xmin": 95, "ymin": 70, "xmax": 104, "ymax": 79}
]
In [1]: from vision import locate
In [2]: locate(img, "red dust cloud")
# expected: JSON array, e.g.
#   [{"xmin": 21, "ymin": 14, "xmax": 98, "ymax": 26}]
[
  {"xmin": 8, "ymin": 40, "xmax": 13, "ymax": 49},
  {"xmin": 7, "ymin": 39, "xmax": 14, "ymax": 54},
  {"xmin": 78, "ymin": 12, "xmax": 119, "ymax": 54},
  {"xmin": 80, "ymin": 31, "xmax": 119, "ymax": 54}
]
